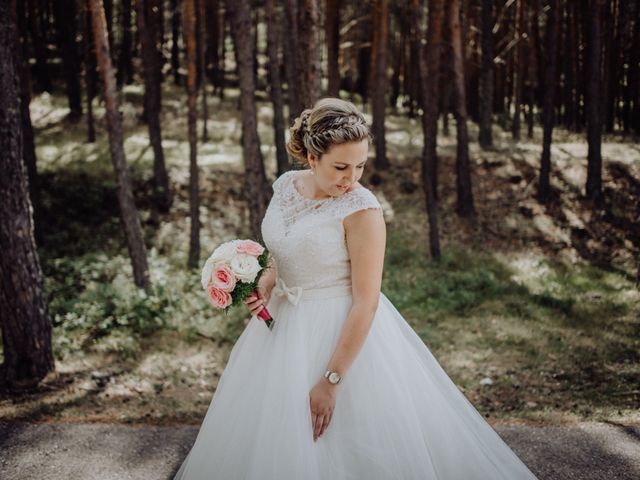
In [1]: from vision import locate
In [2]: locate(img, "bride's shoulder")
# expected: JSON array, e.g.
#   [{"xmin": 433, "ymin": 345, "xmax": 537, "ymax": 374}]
[
  {"xmin": 271, "ymin": 170, "xmax": 297, "ymax": 192},
  {"xmin": 336, "ymin": 184, "xmax": 383, "ymax": 220}
]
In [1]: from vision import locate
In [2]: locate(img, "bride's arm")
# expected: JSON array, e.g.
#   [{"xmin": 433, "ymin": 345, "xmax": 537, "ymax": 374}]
[
  {"xmin": 258, "ymin": 252, "xmax": 277, "ymax": 293},
  {"xmin": 324, "ymin": 209, "xmax": 386, "ymax": 384}
]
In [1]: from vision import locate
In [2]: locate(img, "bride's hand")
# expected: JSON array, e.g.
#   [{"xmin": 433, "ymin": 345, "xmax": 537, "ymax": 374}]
[
  {"xmin": 244, "ymin": 284, "xmax": 271, "ymax": 317},
  {"xmin": 309, "ymin": 379, "xmax": 336, "ymax": 442}
]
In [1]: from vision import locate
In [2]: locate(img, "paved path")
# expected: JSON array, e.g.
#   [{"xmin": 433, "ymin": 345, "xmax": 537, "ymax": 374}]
[{"xmin": 0, "ymin": 421, "xmax": 638, "ymax": 479}]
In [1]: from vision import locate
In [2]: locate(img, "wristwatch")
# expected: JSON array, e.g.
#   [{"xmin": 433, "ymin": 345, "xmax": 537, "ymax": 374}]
[{"xmin": 324, "ymin": 370, "xmax": 342, "ymax": 385}]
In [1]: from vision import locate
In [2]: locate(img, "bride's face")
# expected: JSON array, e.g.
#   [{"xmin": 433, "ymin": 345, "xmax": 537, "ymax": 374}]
[{"xmin": 308, "ymin": 139, "xmax": 369, "ymax": 197}]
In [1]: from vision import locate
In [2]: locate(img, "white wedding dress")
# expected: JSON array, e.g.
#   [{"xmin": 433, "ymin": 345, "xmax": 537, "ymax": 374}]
[{"xmin": 174, "ymin": 169, "xmax": 538, "ymax": 479}]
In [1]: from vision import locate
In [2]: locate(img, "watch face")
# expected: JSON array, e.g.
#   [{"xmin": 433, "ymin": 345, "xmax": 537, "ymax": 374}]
[{"xmin": 329, "ymin": 372, "xmax": 340, "ymax": 383}]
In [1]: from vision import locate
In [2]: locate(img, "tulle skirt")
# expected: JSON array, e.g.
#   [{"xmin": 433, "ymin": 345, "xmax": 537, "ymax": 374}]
[{"xmin": 174, "ymin": 283, "xmax": 538, "ymax": 480}]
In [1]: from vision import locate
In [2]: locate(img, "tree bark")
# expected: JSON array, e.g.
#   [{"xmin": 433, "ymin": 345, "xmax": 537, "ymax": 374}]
[
  {"xmin": 585, "ymin": 0, "xmax": 603, "ymax": 202},
  {"xmin": 53, "ymin": 0, "xmax": 82, "ymax": 119},
  {"xmin": 226, "ymin": 0, "xmax": 271, "ymax": 242},
  {"xmin": 25, "ymin": 0, "xmax": 51, "ymax": 92},
  {"xmin": 89, "ymin": 0, "xmax": 151, "ymax": 289},
  {"xmin": 538, "ymin": 0, "xmax": 560, "ymax": 203},
  {"xmin": 371, "ymin": 0, "xmax": 389, "ymax": 170},
  {"xmin": 447, "ymin": 0, "xmax": 474, "ymax": 217},
  {"xmin": 325, "ymin": 0, "xmax": 340, "ymax": 97},
  {"xmin": 414, "ymin": 0, "xmax": 442, "ymax": 259},
  {"xmin": 511, "ymin": 0, "xmax": 524, "ymax": 140},
  {"xmin": 601, "ymin": 0, "xmax": 614, "ymax": 133},
  {"xmin": 297, "ymin": 0, "xmax": 322, "ymax": 109},
  {"xmin": 13, "ymin": 1, "xmax": 43, "ymax": 244},
  {"xmin": 197, "ymin": 0, "xmax": 209, "ymax": 141},
  {"xmin": 84, "ymin": 0, "xmax": 97, "ymax": 143},
  {"xmin": 171, "ymin": 0, "xmax": 182, "ymax": 85},
  {"xmin": 283, "ymin": 0, "xmax": 301, "ymax": 121},
  {"xmin": 116, "ymin": 0, "xmax": 134, "ymax": 86},
  {"xmin": 137, "ymin": 0, "xmax": 172, "ymax": 213},
  {"xmin": 103, "ymin": 0, "xmax": 114, "ymax": 52},
  {"xmin": 390, "ymin": 19, "xmax": 403, "ymax": 110},
  {"xmin": 205, "ymin": 0, "xmax": 221, "ymax": 89},
  {"xmin": 183, "ymin": 0, "xmax": 200, "ymax": 268},
  {"xmin": 478, "ymin": 0, "xmax": 494, "ymax": 148},
  {"xmin": 405, "ymin": 4, "xmax": 420, "ymax": 116},
  {"xmin": 525, "ymin": 0, "xmax": 539, "ymax": 139},
  {"xmin": 265, "ymin": 0, "xmax": 289, "ymax": 176},
  {"xmin": 0, "ymin": 0, "xmax": 54, "ymax": 388}
]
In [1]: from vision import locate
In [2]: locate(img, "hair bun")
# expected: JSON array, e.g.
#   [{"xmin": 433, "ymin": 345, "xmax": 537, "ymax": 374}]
[{"xmin": 285, "ymin": 98, "xmax": 372, "ymax": 167}]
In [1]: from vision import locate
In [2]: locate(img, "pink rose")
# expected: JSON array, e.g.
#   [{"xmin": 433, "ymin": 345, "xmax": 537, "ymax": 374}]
[
  {"xmin": 236, "ymin": 240, "xmax": 265, "ymax": 257},
  {"xmin": 207, "ymin": 285, "xmax": 232, "ymax": 309},
  {"xmin": 211, "ymin": 265, "xmax": 237, "ymax": 292}
]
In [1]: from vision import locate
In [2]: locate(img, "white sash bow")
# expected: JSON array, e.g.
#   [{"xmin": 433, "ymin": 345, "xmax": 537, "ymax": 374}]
[{"xmin": 272, "ymin": 276, "xmax": 303, "ymax": 306}]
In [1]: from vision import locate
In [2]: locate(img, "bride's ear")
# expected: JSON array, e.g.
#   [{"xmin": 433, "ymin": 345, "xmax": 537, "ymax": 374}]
[{"xmin": 307, "ymin": 152, "xmax": 317, "ymax": 169}]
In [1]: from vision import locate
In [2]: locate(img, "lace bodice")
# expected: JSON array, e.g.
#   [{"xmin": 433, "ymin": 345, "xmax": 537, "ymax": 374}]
[{"xmin": 261, "ymin": 169, "xmax": 383, "ymax": 290}]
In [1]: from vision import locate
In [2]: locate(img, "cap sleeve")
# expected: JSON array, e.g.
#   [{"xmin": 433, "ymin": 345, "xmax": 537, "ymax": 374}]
[
  {"xmin": 271, "ymin": 170, "xmax": 295, "ymax": 194},
  {"xmin": 335, "ymin": 187, "xmax": 383, "ymax": 222}
]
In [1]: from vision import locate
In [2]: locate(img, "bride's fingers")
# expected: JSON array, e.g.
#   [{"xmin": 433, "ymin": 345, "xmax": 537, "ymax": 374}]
[
  {"xmin": 313, "ymin": 414, "xmax": 324, "ymax": 439},
  {"xmin": 319, "ymin": 411, "xmax": 332, "ymax": 437}
]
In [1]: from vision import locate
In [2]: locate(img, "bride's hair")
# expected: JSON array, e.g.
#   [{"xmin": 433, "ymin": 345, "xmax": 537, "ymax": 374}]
[{"xmin": 286, "ymin": 98, "xmax": 372, "ymax": 167}]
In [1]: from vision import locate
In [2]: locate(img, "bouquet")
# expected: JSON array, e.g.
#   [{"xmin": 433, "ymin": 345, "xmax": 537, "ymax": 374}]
[{"xmin": 201, "ymin": 239, "xmax": 275, "ymax": 330}]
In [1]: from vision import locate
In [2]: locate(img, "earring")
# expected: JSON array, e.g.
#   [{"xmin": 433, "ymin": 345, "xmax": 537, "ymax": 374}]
[{"xmin": 310, "ymin": 167, "xmax": 315, "ymax": 175}]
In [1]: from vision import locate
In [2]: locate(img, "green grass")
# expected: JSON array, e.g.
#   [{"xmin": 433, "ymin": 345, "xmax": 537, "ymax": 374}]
[{"xmin": 382, "ymin": 219, "xmax": 639, "ymax": 421}]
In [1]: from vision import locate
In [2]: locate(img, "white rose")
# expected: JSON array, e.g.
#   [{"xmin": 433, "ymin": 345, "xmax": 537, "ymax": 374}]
[
  {"xmin": 229, "ymin": 253, "xmax": 261, "ymax": 283},
  {"xmin": 201, "ymin": 256, "xmax": 216, "ymax": 289},
  {"xmin": 210, "ymin": 240, "xmax": 240, "ymax": 265}
]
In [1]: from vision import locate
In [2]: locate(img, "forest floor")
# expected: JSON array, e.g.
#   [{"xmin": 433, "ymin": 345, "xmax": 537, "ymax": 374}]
[{"xmin": 0, "ymin": 85, "xmax": 639, "ymax": 428}]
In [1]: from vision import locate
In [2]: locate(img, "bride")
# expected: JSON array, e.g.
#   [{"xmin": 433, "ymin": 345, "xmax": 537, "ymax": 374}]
[{"xmin": 173, "ymin": 98, "xmax": 538, "ymax": 479}]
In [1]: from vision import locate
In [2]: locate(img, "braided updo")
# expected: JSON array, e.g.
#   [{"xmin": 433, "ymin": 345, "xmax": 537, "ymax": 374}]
[{"xmin": 286, "ymin": 98, "xmax": 372, "ymax": 167}]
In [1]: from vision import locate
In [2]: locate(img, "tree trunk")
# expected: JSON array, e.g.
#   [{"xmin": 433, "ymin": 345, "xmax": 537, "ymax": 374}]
[
  {"xmin": 297, "ymin": 0, "xmax": 321, "ymax": 109},
  {"xmin": 356, "ymin": 22, "xmax": 372, "ymax": 106},
  {"xmin": 511, "ymin": 0, "xmax": 524, "ymax": 140},
  {"xmin": 116, "ymin": 0, "xmax": 133, "ymax": 86},
  {"xmin": 103, "ymin": 0, "xmax": 114, "ymax": 52},
  {"xmin": 371, "ymin": 0, "xmax": 389, "ymax": 170},
  {"xmin": 585, "ymin": 0, "xmax": 603, "ymax": 202},
  {"xmin": 561, "ymin": 2, "xmax": 574, "ymax": 129},
  {"xmin": 439, "ymin": 30, "xmax": 452, "ymax": 142},
  {"xmin": 414, "ymin": 0, "xmax": 442, "ymax": 259},
  {"xmin": 538, "ymin": 0, "xmax": 560, "ymax": 203},
  {"xmin": 218, "ymin": 10, "xmax": 228, "ymax": 100},
  {"xmin": 171, "ymin": 0, "xmax": 182, "ymax": 85},
  {"xmin": 26, "ymin": 0, "xmax": 51, "ymax": 92},
  {"xmin": 283, "ymin": 0, "xmax": 301, "ymax": 122},
  {"xmin": 183, "ymin": 0, "xmax": 200, "ymax": 268},
  {"xmin": 13, "ymin": 1, "xmax": 43, "ymax": 244},
  {"xmin": 447, "ymin": 0, "xmax": 474, "ymax": 217},
  {"xmin": 478, "ymin": 0, "xmax": 494, "ymax": 148},
  {"xmin": 570, "ymin": 2, "xmax": 580, "ymax": 130},
  {"xmin": 89, "ymin": 0, "xmax": 151, "ymax": 289},
  {"xmin": 265, "ymin": 0, "xmax": 289, "ymax": 176},
  {"xmin": 390, "ymin": 24, "xmax": 403, "ymax": 110},
  {"xmin": 84, "ymin": 0, "xmax": 97, "ymax": 143},
  {"xmin": 205, "ymin": 0, "xmax": 221, "ymax": 88},
  {"xmin": 53, "ymin": 0, "xmax": 82, "ymax": 119},
  {"xmin": 226, "ymin": 0, "xmax": 271, "ymax": 242},
  {"xmin": 0, "ymin": 0, "xmax": 54, "ymax": 388},
  {"xmin": 630, "ymin": 3, "xmax": 640, "ymax": 134},
  {"xmin": 325, "ymin": 0, "xmax": 340, "ymax": 97},
  {"xmin": 137, "ymin": 0, "xmax": 172, "ymax": 213},
  {"xmin": 405, "ymin": 8, "xmax": 420, "ymax": 117},
  {"xmin": 197, "ymin": 0, "xmax": 209, "ymax": 141},
  {"xmin": 601, "ymin": 0, "xmax": 614, "ymax": 133}
]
